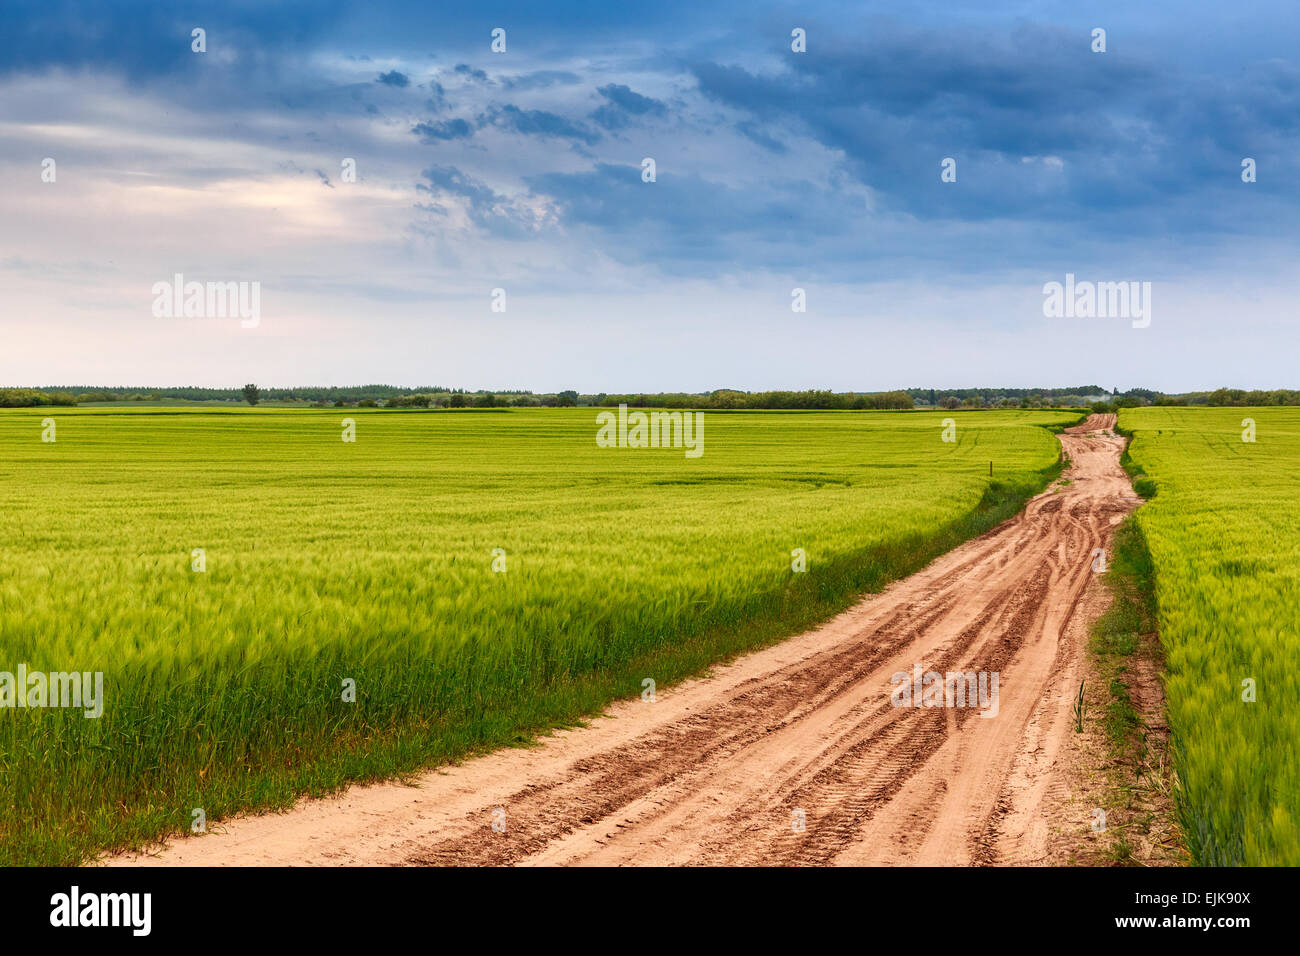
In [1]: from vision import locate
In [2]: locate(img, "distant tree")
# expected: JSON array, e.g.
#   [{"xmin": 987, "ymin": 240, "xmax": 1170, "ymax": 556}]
[
  {"xmin": 1208, "ymin": 387, "xmax": 1249, "ymax": 406},
  {"xmin": 939, "ymin": 396, "xmax": 961, "ymax": 410},
  {"xmin": 557, "ymin": 390, "xmax": 578, "ymax": 407},
  {"xmin": 357, "ymin": 398, "xmax": 377, "ymax": 408},
  {"xmin": 0, "ymin": 388, "xmax": 76, "ymax": 407},
  {"xmin": 242, "ymin": 384, "xmax": 260, "ymax": 406},
  {"xmin": 449, "ymin": 393, "xmax": 466, "ymax": 408}
]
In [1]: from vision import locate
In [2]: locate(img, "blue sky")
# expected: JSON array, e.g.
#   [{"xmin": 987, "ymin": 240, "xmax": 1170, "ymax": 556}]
[{"xmin": 2, "ymin": 0, "xmax": 1297, "ymax": 391}]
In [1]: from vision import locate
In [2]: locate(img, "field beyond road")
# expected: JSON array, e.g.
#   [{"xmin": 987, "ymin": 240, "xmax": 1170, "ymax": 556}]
[
  {"xmin": 0, "ymin": 406, "xmax": 1075, "ymax": 865},
  {"xmin": 1120, "ymin": 407, "xmax": 1300, "ymax": 865}
]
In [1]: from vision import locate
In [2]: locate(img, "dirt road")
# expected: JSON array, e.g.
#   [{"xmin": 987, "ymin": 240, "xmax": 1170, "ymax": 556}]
[{"xmin": 110, "ymin": 414, "xmax": 1141, "ymax": 867}]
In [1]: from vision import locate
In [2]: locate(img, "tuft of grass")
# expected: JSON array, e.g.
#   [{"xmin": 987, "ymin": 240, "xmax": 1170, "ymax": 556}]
[{"xmin": 1108, "ymin": 836, "xmax": 1135, "ymax": 865}]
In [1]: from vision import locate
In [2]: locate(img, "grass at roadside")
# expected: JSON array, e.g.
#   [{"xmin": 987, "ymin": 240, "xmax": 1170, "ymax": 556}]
[{"xmin": 1088, "ymin": 519, "xmax": 1182, "ymax": 865}]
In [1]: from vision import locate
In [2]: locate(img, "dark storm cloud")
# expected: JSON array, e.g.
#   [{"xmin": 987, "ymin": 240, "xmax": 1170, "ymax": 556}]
[
  {"xmin": 412, "ymin": 117, "xmax": 476, "ymax": 142},
  {"xmin": 486, "ymin": 105, "xmax": 600, "ymax": 145},
  {"xmin": 687, "ymin": 22, "xmax": 1300, "ymax": 233},
  {"xmin": 590, "ymin": 83, "xmax": 668, "ymax": 130}
]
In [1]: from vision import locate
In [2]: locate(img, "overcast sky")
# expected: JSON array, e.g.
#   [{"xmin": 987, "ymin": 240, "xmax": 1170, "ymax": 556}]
[{"xmin": 2, "ymin": 0, "xmax": 1298, "ymax": 392}]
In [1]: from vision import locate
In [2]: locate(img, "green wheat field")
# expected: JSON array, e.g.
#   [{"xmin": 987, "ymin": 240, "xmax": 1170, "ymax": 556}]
[
  {"xmin": 0, "ymin": 406, "xmax": 1071, "ymax": 865},
  {"xmin": 1120, "ymin": 406, "xmax": 1300, "ymax": 865}
]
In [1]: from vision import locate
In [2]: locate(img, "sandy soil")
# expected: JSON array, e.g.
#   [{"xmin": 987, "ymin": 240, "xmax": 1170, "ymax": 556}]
[{"xmin": 107, "ymin": 413, "xmax": 1144, "ymax": 867}]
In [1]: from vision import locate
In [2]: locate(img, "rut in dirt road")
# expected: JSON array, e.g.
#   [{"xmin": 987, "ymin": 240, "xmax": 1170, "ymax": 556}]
[{"xmin": 111, "ymin": 414, "xmax": 1140, "ymax": 867}]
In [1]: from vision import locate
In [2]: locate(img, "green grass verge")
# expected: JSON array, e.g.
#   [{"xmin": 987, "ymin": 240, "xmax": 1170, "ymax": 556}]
[{"xmin": 1089, "ymin": 518, "xmax": 1179, "ymax": 864}]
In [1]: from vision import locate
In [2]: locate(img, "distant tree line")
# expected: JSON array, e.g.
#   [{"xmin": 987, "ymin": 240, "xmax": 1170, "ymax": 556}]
[
  {"xmin": 0, "ymin": 389, "xmax": 77, "ymax": 407},
  {"xmin": 385, "ymin": 389, "xmax": 581, "ymax": 409},
  {"xmin": 43, "ymin": 384, "xmax": 452, "ymax": 404},
  {"xmin": 910, "ymin": 385, "xmax": 1300, "ymax": 410},
  {"xmin": 1184, "ymin": 388, "xmax": 1300, "ymax": 407},
  {"xmin": 599, "ymin": 390, "xmax": 916, "ymax": 410},
  {"xmin": 907, "ymin": 386, "xmax": 1110, "ymax": 409},
  {"xmin": 10, "ymin": 384, "xmax": 1300, "ymax": 410},
  {"xmin": 1089, "ymin": 387, "xmax": 1300, "ymax": 412},
  {"xmin": 36, "ymin": 384, "xmax": 571, "ymax": 407}
]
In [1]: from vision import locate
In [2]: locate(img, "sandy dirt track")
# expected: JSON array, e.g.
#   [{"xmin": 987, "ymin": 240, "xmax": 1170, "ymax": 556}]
[{"xmin": 109, "ymin": 414, "xmax": 1140, "ymax": 867}]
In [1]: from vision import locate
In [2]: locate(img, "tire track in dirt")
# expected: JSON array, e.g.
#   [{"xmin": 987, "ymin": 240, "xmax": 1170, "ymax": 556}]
[{"xmin": 108, "ymin": 414, "xmax": 1140, "ymax": 867}]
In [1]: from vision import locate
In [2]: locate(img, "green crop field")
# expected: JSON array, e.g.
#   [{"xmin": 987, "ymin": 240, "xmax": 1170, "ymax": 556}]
[
  {"xmin": 0, "ymin": 406, "xmax": 1075, "ymax": 865},
  {"xmin": 1120, "ymin": 406, "xmax": 1300, "ymax": 865}
]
